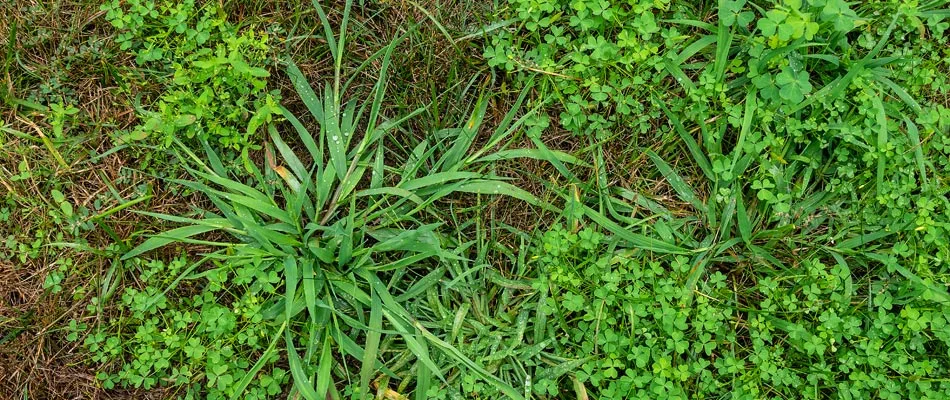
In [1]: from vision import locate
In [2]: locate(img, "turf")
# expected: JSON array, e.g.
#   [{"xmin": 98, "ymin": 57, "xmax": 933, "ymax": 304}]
[{"xmin": 1, "ymin": 0, "xmax": 950, "ymax": 399}]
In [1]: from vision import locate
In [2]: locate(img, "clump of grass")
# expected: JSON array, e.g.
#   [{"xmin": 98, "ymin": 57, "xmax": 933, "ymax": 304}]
[{"xmin": 88, "ymin": 1, "xmax": 576, "ymax": 398}]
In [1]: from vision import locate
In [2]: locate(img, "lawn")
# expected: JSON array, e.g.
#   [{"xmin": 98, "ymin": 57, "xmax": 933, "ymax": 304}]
[{"xmin": 1, "ymin": 0, "xmax": 949, "ymax": 399}]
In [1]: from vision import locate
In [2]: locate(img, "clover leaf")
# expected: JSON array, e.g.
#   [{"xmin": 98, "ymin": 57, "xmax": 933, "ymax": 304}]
[
  {"xmin": 721, "ymin": 0, "xmax": 754, "ymax": 27},
  {"xmin": 775, "ymin": 66, "xmax": 813, "ymax": 104},
  {"xmin": 757, "ymin": 9, "xmax": 788, "ymax": 37}
]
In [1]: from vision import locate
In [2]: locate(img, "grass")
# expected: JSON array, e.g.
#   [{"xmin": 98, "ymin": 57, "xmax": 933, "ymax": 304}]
[{"xmin": 2, "ymin": 0, "xmax": 950, "ymax": 399}]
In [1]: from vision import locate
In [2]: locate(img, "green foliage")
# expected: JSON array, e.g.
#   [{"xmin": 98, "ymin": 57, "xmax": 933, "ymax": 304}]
[
  {"xmin": 102, "ymin": 0, "xmax": 279, "ymax": 154},
  {"xmin": 489, "ymin": 1, "xmax": 950, "ymax": 397},
  {"xmin": 89, "ymin": 2, "xmax": 562, "ymax": 399},
  {"xmin": 85, "ymin": 256, "xmax": 288, "ymax": 399},
  {"xmin": 10, "ymin": 0, "xmax": 948, "ymax": 399},
  {"xmin": 491, "ymin": 0, "xmax": 950, "ymax": 267},
  {"xmin": 532, "ymin": 224, "xmax": 950, "ymax": 399},
  {"xmin": 485, "ymin": 0, "xmax": 674, "ymax": 138}
]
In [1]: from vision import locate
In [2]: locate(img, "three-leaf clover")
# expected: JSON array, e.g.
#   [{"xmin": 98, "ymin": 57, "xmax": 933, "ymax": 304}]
[
  {"xmin": 757, "ymin": 9, "xmax": 788, "ymax": 37},
  {"xmin": 721, "ymin": 0, "xmax": 754, "ymax": 27},
  {"xmin": 816, "ymin": 0, "xmax": 860, "ymax": 31},
  {"xmin": 775, "ymin": 66, "xmax": 813, "ymax": 104}
]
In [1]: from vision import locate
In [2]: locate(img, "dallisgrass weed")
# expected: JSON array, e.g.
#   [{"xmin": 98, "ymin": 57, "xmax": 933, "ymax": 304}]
[{"xmin": 88, "ymin": 1, "xmax": 570, "ymax": 399}]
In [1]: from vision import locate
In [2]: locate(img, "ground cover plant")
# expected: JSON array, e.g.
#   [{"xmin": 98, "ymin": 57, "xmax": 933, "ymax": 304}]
[
  {"xmin": 1, "ymin": 0, "xmax": 950, "ymax": 399},
  {"xmin": 101, "ymin": 0, "xmax": 281, "ymax": 166}
]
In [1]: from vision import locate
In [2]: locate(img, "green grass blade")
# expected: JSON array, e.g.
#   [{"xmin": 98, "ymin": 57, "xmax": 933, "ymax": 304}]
[
  {"xmin": 404, "ymin": 0, "xmax": 461, "ymax": 55},
  {"xmin": 647, "ymin": 149, "xmax": 707, "ymax": 215},
  {"xmin": 123, "ymin": 225, "xmax": 219, "ymax": 260},
  {"xmin": 369, "ymin": 224, "xmax": 444, "ymax": 254},
  {"xmin": 663, "ymin": 60, "xmax": 697, "ymax": 93},
  {"xmin": 286, "ymin": 61, "xmax": 326, "ymax": 123},
  {"xmin": 903, "ymin": 116, "xmax": 927, "ymax": 185},
  {"xmin": 683, "ymin": 249, "xmax": 711, "ymax": 305},
  {"xmin": 286, "ymin": 329, "xmax": 321, "ymax": 400},
  {"xmin": 456, "ymin": 179, "xmax": 553, "ymax": 211},
  {"xmin": 311, "ymin": 0, "xmax": 338, "ymax": 65},
  {"xmin": 675, "ymin": 34, "xmax": 717, "ymax": 65},
  {"xmin": 528, "ymin": 135, "xmax": 582, "ymax": 182},
  {"xmin": 872, "ymin": 96, "xmax": 887, "ymax": 199},
  {"xmin": 284, "ymin": 256, "xmax": 320, "ymax": 400},
  {"xmin": 302, "ymin": 258, "xmax": 318, "ymax": 327},
  {"xmin": 736, "ymin": 193, "xmax": 752, "ymax": 244},
  {"xmin": 362, "ymin": 37, "xmax": 398, "ymax": 153},
  {"xmin": 230, "ymin": 321, "xmax": 287, "ymax": 400},
  {"xmin": 536, "ymin": 357, "xmax": 591, "ymax": 381},
  {"xmin": 454, "ymin": 19, "xmax": 516, "ymax": 42},
  {"xmin": 361, "ymin": 270, "xmax": 445, "ymax": 382},
  {"xmin": 183, "ymin": 167, "xmax": 274, "ymax": 209},
  {"xmin": 865, "ymin": 253, "xmax": 950, "ymax": 304},
  {"xmin": 269, "ymin": 125, "xmax": 308, "ymax": 184},
  {"xmin": 316, "ymin": 333, "xmax": 334, "ymax": 399},
  {"xmin": 579, "ymin": 203, "xmax": 686, "ymax": 254},
  {"xmin": 400, "ymin": 171, "xmax": 482, "ymax": 191},
  {"xmin": 371, "ymin": 143, "xmax": 385, "ymax": 189},
  {"xmin": 415, "ymin": 359, "xmax": 432, "ymax": 400},
  {"xmin": 713, "ymin": 6, "xmax": 732, "ymax": 84},
  {"xmin": 357, "ymin": 187, "xmax": 424, "ymax": 204},
  {"xmin": 835, "ymin": 230, "xmax": 896, "ymax": 250},
  {"xmin": 359, "ymin": 290, "xmax": 383, "ymax": 400},
  {"xmin": 654, "ymin": 98, "xmax": 714, "ymax": 180},
  {"xmin": 731, "ymin": 92, "xmax": 756, "ymax": 166},
  {"xmin": 411, "ymin": 320, "xmax": 525, "ymax": 400},
  {"xmin": 719, "ymin": 194, "xmax": 736, "ymax": 238},
  {"xmin": 200, "ymin": 139, "xmax": 228, "ymax": 177},
  {"xmin": 396, "ymin": 267, "xmax": 446, "ymax": 302},
  {"xmin": 280, "ymin": 105, "xmax": 324, "ymax": 174},
  {"xmin": 876, "ymin": 75, "xmax": 922, "ymax": 113},
  {"xmin": 474, "ymin": 148, "xmax": 590, "ymax": 166},
  {"xmin": 324, "ymin": 86, "xmax": 347, "ymax": 181},
  {"xmin": 333, "ymin": 0, "xmax": 354, "ymax": 99},
  {"xmin": 439, "ymin": 92, "xmax": 488, "ymax": 172},
  {"xmin": 662, "ymin": 18, "xmax": 716, "ymax": 31},
  {"xmin": 465, "ymin": 79, "xmax": 534, "ymax": 163}
]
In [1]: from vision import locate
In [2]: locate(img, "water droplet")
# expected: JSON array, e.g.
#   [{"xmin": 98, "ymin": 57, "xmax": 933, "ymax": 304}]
[{"xmin": 331, "ymin": 135, "xmax": 339, "ymax": 141}]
